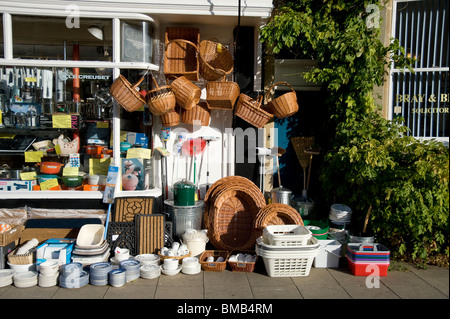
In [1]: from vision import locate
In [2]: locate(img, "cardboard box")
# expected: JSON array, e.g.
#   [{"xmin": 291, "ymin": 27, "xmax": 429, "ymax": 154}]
[
  {"xmin": 0, "ymin": 180, "xmax": 37, "ymax": 191},
  {"xmin": 126, "ymin": 132, "xmax": 148, "ymax": 148},
  {"xmin": 36, "ymin": 238, "xmax": 75, "ymax": 266}
]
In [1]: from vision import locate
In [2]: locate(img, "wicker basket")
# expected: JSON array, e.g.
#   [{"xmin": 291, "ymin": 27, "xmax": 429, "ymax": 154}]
[
  {"xmin": 181, "ymin": 102, "xmax": 211, "ymax": 126},
  {"xmin": 199, "ymin": 40, "xmax": 234, "ymax": 81},
  {"xmin": 254, "ymin": 203, "xmax": 304, "ymax": 238},
  {"xmin": 110, "ymin": 74, "xmax": 146, "ymax": 112},
  {"xmin": 206, "ymin": 79, "xmax": 240, "ymax": 110},
  {"xmin": 205, "ymin": 177, "xmax": 266, "ymax": 251},
  {"xmin": 170, "ymin": 76, "xmax": 201, "ymax": 110},
  {"xmin": 158, "ymin": 251, "xmax": 191, "ymax": 261},
  {"xmin": 146, "ymin": 78, "xmax": 176, "ymax": 115},
  {"xmin": 160, "ymin": 108, "xmax": 180, "ymax": 127},
  {"xmin": 7, "ymin": 247, "xmax": 35, "ymax": 265},
  {"xmin": 199, "ymin": 250, "xmax": 229, "ymax": 272},
  {"xmin": 235, "ymin": 94, "xmax": 273, "ymax": 128},
  {"xmin": 265, "ymin": 82, "xmax": 299, "ymax": 118},
  {"xmin": 164, "ymin": 27, "xmax": 200, "ymax": 81},
  {"xmin": 228, "ymin": 250, "xmax": 258, "ymax": 272}
]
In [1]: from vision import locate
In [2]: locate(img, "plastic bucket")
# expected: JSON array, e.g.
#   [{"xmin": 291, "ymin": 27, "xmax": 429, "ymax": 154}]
[{"xmin": 303, "ymin": 220, "xmax": 329, "ymax": 239}]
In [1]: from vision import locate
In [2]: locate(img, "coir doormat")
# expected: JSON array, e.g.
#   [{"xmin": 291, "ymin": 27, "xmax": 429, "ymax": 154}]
[
  {"xmin": 114, "ymin": 197, "xmax": 154, "ymax": 222},
  {"xmin": 135, "ymin": 214, "xmax": 165, "ymax": 255}
]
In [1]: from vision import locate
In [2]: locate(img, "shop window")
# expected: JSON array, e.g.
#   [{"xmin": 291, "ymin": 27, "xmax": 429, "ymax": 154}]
[
  {"xmin": 0, "ymin": 15, "xmax": 3, "ymax": 59},
  {"xmin": 120, "ymin": 20, "xmax": 156, "ymax": 64},
  {"xmin": 11, "ymin": 15, "xmax": 113, "ymax": 62},
  {"xmin": 390, "ymin": 0, "xmax": 449, "ymax": 141}
]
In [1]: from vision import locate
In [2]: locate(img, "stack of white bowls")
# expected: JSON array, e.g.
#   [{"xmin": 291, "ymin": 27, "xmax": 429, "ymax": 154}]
[
  {"xmin": 161, "ymin": 258, "xmax": 181, "ymax": 276},
  {"xmin": 59, "ymin": 262, "xmax": 89, "ymax": 288},
  {"xmin": 329, "ymin": 204, "xmax": 352, "ymax": 227},
  {"xmin": 38, "ymin": 260, "xmax": 60, "ymax": 287},
  {"xmin": 140, "ymin": 264, "xmax": 161, "ymax": 279},
  {"xmin": 89, "ymin": 262, "xmax": 112, "ymax": 286},
  {"xmin": 108, "ymin": 268, "xmax": 126, "ymax": 287},
  {"xmin": 0, "ymin": 269, "xmax": 16, "ymax": 287},
  {"xmin": 134, "ymin": 254, "xmax": 160, "ymax": 266},
  {"xmin": 119, "ymin": 259, "xmax": 141, "ymax": 282},
  {"xmin": 181, "ymin": 257, "xmax": 201, "ymax": 275},
  {"xmin": 13, "ymin": 271, "xmax": 38, "ymax": 288}
]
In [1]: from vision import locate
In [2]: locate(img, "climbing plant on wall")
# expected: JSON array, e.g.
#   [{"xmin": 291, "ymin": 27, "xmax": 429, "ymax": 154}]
[{"xmin": 260, "ymin": 0, "xmax": 449, "ymax": 266}]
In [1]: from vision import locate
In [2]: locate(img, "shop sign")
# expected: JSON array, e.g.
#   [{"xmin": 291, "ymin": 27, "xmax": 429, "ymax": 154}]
[{"xmin": 58, "ymin": 71, "xmax": 111, "ymax": 81}]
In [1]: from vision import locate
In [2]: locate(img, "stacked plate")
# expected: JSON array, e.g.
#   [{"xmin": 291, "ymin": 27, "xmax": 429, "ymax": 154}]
[
  {"xmin": 135, "ymin": 254, "xmax": 160, "ymax": 266},
  {"xmin": 13, "ymin": 271, "xmax": 38, "ymax": 288},
  {"xmin": 89, "ymin": 262, "xmax": 112, "ymax": 286},
  {"xmin": 181, "ymin": 257, "xmax": 201, "ymax": 275},
  {"xmin": 72, "ymin": 240, "xmax": 110, "ymax": 266},
  {"xmin": 38, "ymin": 260, "xmax": 60, "ymax": 287},
  {"xmin": 0, "ymin": 269, "xmax": 16, "ymax": 287},
  {"xmin": 329, "ymin": 204, "xmax": 352, "ymax": 227},
  {"xmin": 119, "ymin": 259, "xmax": 141, "ymax": 282},
  {"xmin": 59, "ymin": 262, "xmax": 89, "ymax": 288},
  {"xmin": 140, "ymin": 264, "xmax": 161, "ymax": 279},
  {"xmin": 109, "ymin": 268, "xmax": 126, "ymax": 287}
]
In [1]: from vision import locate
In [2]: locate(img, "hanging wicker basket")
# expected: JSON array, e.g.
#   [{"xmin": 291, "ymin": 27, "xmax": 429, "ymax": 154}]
[
  {"xmin": 146, "ymin": 78, "xmax": 176, "ymax": 116},
  {"xmin": 181, "ymin": 102, "xmax": 211, "ymax": 126},
  {"xmin": 164, "ymin": 27, "xmax": 200, "ymax": 81},
  {"xmin": 235, "ymin": 94, "xmax": 273, "ymax": 128},
  {"xmin": 206, "ymin": 78, "xmax": 240, "ymax": 110},
  {"xmin": 110, "ymin": 74, "xmax": 146, "ymax": 112},
  {"xmin": 170, "ymin": 76, "xmax": 201, "ymax": 110},
  {"xmin": 160, "ymin": 108, "xmax": 180, "ymax": 127},
  {"xmin": 199, "ymin": 40, "xmax": 234, "ymax": 81},
  {"xmin": 265, "ymin": 82, "xmax": 299, "ymax": 118}
]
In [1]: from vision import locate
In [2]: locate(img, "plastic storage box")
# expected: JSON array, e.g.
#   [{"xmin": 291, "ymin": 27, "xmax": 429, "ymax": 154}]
[
  {"xmin": 263, "ymin": 224, "xmax": 312, "ymax": 246},
  {"xmin": 346, "ymin": 243, "xmax": 390, "ymax": 263},
  {"xmin": 346, "ymin": 257, "xmax": 389, "ymax": 276}
]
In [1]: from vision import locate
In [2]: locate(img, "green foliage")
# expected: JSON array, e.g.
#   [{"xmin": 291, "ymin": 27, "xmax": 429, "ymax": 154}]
[{"xmin": 260, "ymin": 0, "xmax": 449, "ymax": 265}]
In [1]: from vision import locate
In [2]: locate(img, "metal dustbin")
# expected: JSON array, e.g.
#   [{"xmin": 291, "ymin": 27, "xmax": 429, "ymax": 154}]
[
  {"xmin": 164, "ymin": 200, "xmax": 205, "ymax": 240},
  {"xmin": 271, "ymin": 186, "xmax": 292, "ymax": 205}
]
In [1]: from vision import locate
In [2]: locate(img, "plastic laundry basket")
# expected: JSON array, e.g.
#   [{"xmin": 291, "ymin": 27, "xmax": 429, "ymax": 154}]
[{"xmin": 263, "ymin": 224, "xmax": 312, "ymax": 247}]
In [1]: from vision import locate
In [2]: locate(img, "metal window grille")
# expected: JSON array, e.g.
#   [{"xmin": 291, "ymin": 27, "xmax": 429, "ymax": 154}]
[{"xmin": 390, "ymin": 0, "xmax": 449, "ymax": 142}]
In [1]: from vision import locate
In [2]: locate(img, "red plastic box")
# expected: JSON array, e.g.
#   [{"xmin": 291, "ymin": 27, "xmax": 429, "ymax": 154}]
[{"xmin": 347, "ymin": 257, "xmax": 389, "ymax": 276}]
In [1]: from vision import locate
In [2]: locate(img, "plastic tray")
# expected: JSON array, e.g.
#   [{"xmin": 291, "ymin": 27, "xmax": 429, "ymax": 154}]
[
  {"xmin": 346, "ymin": 243, "xmax": 390, "ymax": 263},
  {"xmin": 256, "ymin": 236, "xmax": 319, "ymax": 251},
  {"xmin": 263, "ymin": 225, "xmax": 312, "ymax": 246},
  {"xmin": 76, "ymin": 224, "xmax": 105, "ymax": 248}
]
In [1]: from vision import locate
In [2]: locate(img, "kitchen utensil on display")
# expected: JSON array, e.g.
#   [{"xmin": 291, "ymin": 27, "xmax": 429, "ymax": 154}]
[
  {"xmin": 181, "ymin": 138, "xmax": 206, "ymax": 193},
  {"xmin": 61, "ymin": 172, "xmax": 86, "ymax": 188},
  {"xmin": 172, "ymin": 179, "xmax": 196, "ymax": 206},
  {"xmin": 256, "ymin": 147, "xmax": 272, "ymax": 192},
  {"xmin": 160, "ymin": 127, "xmax": 171, "ymax": 201},
  {"xmin": 36, "ymin": 162, "xmax": 64, "ymax": 174},
  {"xmin": 172, "ymin": 131, "xmax": 188, "ymax": 188},
  {"xmin": 200, "ymin": 136, "xmax": 219, "ymax": 193}
]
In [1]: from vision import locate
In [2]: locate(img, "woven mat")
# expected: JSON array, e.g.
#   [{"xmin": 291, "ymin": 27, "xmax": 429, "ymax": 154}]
[
  {"xmin": 114, "ymin": 197, "xmax": 154, "ymax": 222},
  {"xmin": 135, "ymin": 214, "xmax": 165, "ymax": 255}
]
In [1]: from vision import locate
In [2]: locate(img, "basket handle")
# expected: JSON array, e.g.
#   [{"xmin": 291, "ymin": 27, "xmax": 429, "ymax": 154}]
[
  {"xmin": 165, "ymin": 39, "xmax": 198, "ymax": 51},
  {"xmin": 358, "ymin": 243, "xmax": 378, "ymax": 252},
  {"xmin": 132, "ymin": 68, "xmax": 151, "ymax": 89},
  {"xmin": 152, "ymin": 77, "xmax": 160, "ymax": 89},
  {"xmin": 268, "ymin": 82, "xmax": 295, "ymax": 93}
]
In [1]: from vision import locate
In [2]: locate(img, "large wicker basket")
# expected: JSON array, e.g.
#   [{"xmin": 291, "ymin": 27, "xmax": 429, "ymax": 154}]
[
  {"xmin": 235, "ymin": 94, "xmax": 273, "ymax": 128},
  {"xmin": 204, "ymin": 176, "xmax": 266, "ymax": 251},
  {"xmin": 199, "ymin": 40, "xmax": 234, "ymax": 81},
  {"xmin": 146, "ymin": 78, "xmax": 176, "ymax": 115},
  {"xmin": 206, "ymin": 79, "xmax": 240, "ymax": 110},
  {"xmin": 160, "ymin": 108, "xmax": 180, "ymax": 127},
  {"xmin": 181, "ymin": 102, "xmax": 211, "ymax": 126},
  {"xmin": 265, "ymin": 82, "xmax": 299, "ymax": 118},
  {"xmin": 164, "ymin": 27, "xmax": 200, "ymax": 82},
  {"xmin": 110, "ymin": 74, "xmax": 146, "ymax": 112},
  {"xmin": 170, "ymin": 76, "xmax": 201, "ymax": 110},
  {"xmin": 254, "ymin": 203, "xmax": 304, "ymax": 238}
]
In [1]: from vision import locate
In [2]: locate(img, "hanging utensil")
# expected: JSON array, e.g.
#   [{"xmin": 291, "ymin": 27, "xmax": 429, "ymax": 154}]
[{"xmin": 201, "ymin": 136, "xmax": 219, "ymax": 193}]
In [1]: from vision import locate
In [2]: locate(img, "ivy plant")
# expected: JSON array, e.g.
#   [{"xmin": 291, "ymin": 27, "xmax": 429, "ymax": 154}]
[{"xmin": 260, "ymin": 0, "xmax": 449, "ymax": 265}]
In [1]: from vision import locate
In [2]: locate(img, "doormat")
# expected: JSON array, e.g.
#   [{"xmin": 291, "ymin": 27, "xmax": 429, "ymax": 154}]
[
  {"xmin": 106, "ymin": 221, "xmax": 136, "ymax": 256},
  {"xmin": 135, "ymin": 214, "xmax": 165, "ymax": 255},
  {"xmin": 114, "ymin": 197, "xmax": 154, "ymax": 222}
]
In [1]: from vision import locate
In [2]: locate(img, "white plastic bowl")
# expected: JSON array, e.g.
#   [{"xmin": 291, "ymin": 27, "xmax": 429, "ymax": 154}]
[
  {"xmin": 76, "ymin": 224, "xmax": 105, "ymax": 248},
  {"xmin": 135, "ymin": 254, "xmax": 160, "ymax": 265},
  {"xmin": 7, "ymin": 262, "xmax": 36, "ymax": 273},
  {"xmin": 38, "ymin": 260, "xmax": 59, "ymax": 275}
]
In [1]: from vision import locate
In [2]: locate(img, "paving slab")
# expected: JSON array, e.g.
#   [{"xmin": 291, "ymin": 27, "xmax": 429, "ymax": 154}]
[
  {"xmin": 103, "ymin": 278, "xmax": 158, "ymax": 299},
  {"xmin": 292, "ymin": 268, "xmax": 351, "ymax": 299}
]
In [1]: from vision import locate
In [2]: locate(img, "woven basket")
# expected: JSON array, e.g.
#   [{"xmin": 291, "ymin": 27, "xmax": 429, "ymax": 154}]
[
  {"xmin": 254, "ymin": 203, "xmax": 304, "ymax": 238},
  {"xmin": 181, "ymin": 102, "xmax": 211, "ymax": 126},
  {"xmin": 235, "ymin": 94, "xmax": 273, "ymax": 128},
  {"xmin": 110, "ymin": 74, "xmax": 146, "ymax": 112},
  {"xmin": 265, "ymin": 82, "xmax": 299, "ymax": 118},
  {"xmin": 146, "ymin": 78, "xmax": 176, "ymax": 115},
  {"xmin": 7, "ymin": 247, "xmax": 35, "ymax": 265},
  {"xmin": 199, "ymin": 40, "xmax": 234, "ymax": 81},
  {"xmin": 205, "ymin": 177, "xmax": 266, "ymax": 251},
  {"xmin": 164, "ymin": 27, "xmax": 200, "ymax": 81},
  {"xmin": 206, "ymin": 79, "xmax": 240, "ymax": 110},
  {"xmin": 160, "ymin": 108, "xmax": 180, "ymax": 127},
  {"xmin": 170, "ymin": 76, "xmax": 201, "ymax": 110},
  {"xmin": 158, "ymin": 251, "xmax": 191, "ymax": 261},
  {"xmin": 228, "ymin": 250, "xmax": 258, "ymax": 272},
  {"xmin": 199, "ymin": 250, "xmax": 229, "ymax": 272}
]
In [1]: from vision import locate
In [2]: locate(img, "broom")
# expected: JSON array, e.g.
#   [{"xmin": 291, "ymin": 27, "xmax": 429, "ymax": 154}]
[{"xmin": 291, "ymin": 137, "xmax": 315, "ymax": 202}]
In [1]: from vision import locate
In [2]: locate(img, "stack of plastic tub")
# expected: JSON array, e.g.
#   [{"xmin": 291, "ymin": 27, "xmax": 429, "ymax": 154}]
[
  {"xmin": 346, "ymin": 243, "xmax": 390, "ymax": 276},
  {"xmin": 255, "ymin": 225, "xmax": 320, "ymax": 277}
]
